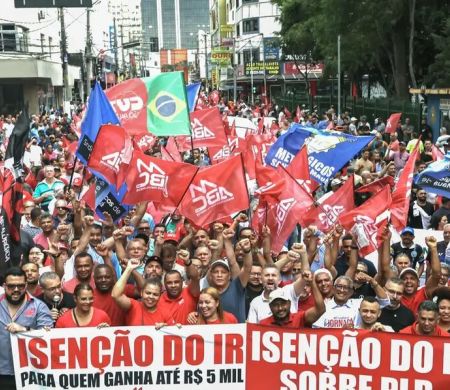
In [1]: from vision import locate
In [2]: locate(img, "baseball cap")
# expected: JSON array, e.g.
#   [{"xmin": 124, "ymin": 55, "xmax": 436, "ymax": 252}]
[
  {"xmin": 399, "ymin": 141, "xmax": 406, "ymax": 146},
  {"xmin": 350, "ymin": 117, "xmax": 358, "ymax": 121},
  {"xmin": 399, "ymin": 268, "xmax": 419, "ymax": 279},
  {"xmin": 210, "ymin": 259, "xmax": 230, "ymax": 271},
  {"xmin": 331, "ymin": 178, "xmax": 342, "ymax": 186},
  {"xmin": 268, "ymin": 289, "xmax": 291, "ymax": 304},
  {"xmin": 145, "ymin": 255, "xmax": 163, "ymax": 268},
  {"xmin": 400, "ymin": 227, "xmax": 415, "ymax": 236},
  {"xmin": 164, "ymin": 232, "xmax": 179, "ymax": 244}
]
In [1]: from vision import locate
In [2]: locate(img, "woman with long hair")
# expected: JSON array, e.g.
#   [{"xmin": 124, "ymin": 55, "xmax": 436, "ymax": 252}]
[
  {"xmin": 55, "ymin": 283, "xmax": 110, "ymax": 328},
  {"xmin": 197, "ymin": 287, "xmax": 238, "ymax": 325}
]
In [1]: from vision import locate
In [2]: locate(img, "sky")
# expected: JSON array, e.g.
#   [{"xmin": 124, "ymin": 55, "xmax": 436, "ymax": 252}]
[{"xmin": 2, "ymin": 0, "xmax": 113, "ymax": 54}]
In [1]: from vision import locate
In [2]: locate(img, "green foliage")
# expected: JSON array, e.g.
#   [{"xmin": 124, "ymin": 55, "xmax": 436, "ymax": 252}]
[{"xmin": 274, "ymin": 0, "xmax": 450, "ymax": 97}]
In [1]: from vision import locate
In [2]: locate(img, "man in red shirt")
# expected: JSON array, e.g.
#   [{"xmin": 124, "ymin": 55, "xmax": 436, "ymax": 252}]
[
  {"xmin": 93, "ymin": 264, "xmax": 136, "ymax": 326},
  {"xmin": 63, "ymin": 252, "xmax": 95, "ymax": 293},
  {"xmin": 400, "ymin": 301, "xmax": 449, "ymax": 336},
  {"xmin": 157, "ymin": 249, "xmax": 200, "ymax": 324},
  {"xmin": 260, "ymin": 276, "xmax": 325, "ymax": 328},
  {"xmin": 400, "ymin": 236, "xmax": 441, "ymax": 315}
]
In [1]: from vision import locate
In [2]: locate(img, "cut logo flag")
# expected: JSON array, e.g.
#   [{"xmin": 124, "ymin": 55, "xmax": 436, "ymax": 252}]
[
  {"xmin": 285, "ymin": 146, "xmax": 320, "ymax": 193},
  {"xmin": 77, "ymin": 82, "xmax": 120, "ymax": 165},
  {"xmin": 390, "ymin": 140, "xmax": 420, "ymax": 232},
  {"xmin": 302, "ymin": 176, "xmax": 354, "ymax": 233},
  {"xmin": 415, "ymin": 152, "xmax": 450, "ymax": 198},
  {"xmin": 94, "ymin": 176, "xmax": 130, "ymax": 222},
  {"xmin": 179, "ymin": 155, "xmax": 249, "ymax": 226},
  {"xmin": 385, "ymin": 113, "xmax": 402, "ymax": 134},
  {"xmin": 123, "ymin": 148, "xmax": 198, "ymax": 206},
  {"xmin": 355, "ymin": 176, "xmax": 395, "ymax": 193},
  {"xmin": 339, "ymin": 186, "xmax": 392, "ymax": 256},
  {"xmin": 265, "ymin": 124, "xmax": 374, "ymax": 184},
  {"xmin": 87, "ymin": 124, "xmax": 133, "ymax": 189},
  {"xmin": 176, "ymin": 107, "xmax": 228, "ymax": 151},
  {"xmin": 186, "ymin": 82, "xmax": 201, "ymax": 112},
  {"xmin": 106, "ymin": 72, "xmax": 191, "ymax": 137}
]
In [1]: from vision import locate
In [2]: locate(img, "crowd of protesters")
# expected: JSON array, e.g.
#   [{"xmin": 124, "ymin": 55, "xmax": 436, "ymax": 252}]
[{"xmin": 0, "ymin": 94, "xmax": 450, "ymax": 389}]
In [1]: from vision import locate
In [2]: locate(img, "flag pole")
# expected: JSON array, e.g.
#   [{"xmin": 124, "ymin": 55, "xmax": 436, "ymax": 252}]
[
  {"xmin": 165, "ymin": 167, "xmax": 200, "ymax": 225},
  {"xmin": 67, "ymin": 156, "xmax": 79, "ymax": 192},
  {"xmin": 239, "ymin": 152, "xmax": 252, "ymax": 219}
]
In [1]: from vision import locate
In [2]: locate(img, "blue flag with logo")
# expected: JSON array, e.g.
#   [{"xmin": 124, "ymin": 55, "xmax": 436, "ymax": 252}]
[
  {"xmin": 415, "ymin": 153, "xmax": 450, "ymax": 197},
  {"xmin": 94, "ymin": 175, "xmax": 130, "ymax": 222},
  {"xmin": 265, "ymin": 124, "xmax": 374, "ymax": 184},
  {"xmin": 76, "ymin": 82, "xmax": 120, "ymax": 165},
  {"xmin": 186, "ymin": 82, "xmax": 201, "ymax": 112}
]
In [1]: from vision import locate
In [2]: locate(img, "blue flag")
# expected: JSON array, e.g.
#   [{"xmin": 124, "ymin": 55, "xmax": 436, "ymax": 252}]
[
  {"xmin": 415, "ymin": 153, "xmax": 450, "ymax": 197},
  {"xmin": 76, "ymin": 82, "xmax": 120, "ymax": 165},
  {"xmin": 186, "ymin": 82, "xmax": 201, "ymax": 112},
  {"xmin": 94, "ymin": 175, "xmax": 130, "ymax": 222},
  {"xmin": 265, "ymin": 124, "xmax": 374, "ymax": 184}
]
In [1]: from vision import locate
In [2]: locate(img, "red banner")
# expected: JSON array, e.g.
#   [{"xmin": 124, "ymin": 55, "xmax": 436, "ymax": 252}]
[{"xmin": 246, "ymin": 324, "xmax": 449, "ymax": 390}]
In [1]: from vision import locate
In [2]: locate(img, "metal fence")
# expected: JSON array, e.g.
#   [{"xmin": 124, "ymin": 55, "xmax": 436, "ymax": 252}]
[{"xmin": 273, "ymin": 93, "xmax": 423, "ymax": 130}]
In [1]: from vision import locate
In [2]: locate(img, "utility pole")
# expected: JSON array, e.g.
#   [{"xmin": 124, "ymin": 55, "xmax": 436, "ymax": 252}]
[
  {"xmin": 120, "ymin": 24, "xmax": 126, "ymax": 76},
  {"xmin": 113, "ymin": 17, "xmax": 119, "ymax": 81},
  {"xmin": 233, "ymin": 37, "xmax": 237, "ymax": 102},
  {"xmin": 337, "ymin": 34, "xmax": 341, "ymax": 116},
  {"xmin": 250, "ymin": 45, "xmax": 254, "ymax": 106},
  {"xmin": 204, "ymin": 33, "xmax": 209, "ymax": 92},
  {"xmin": 85, "ymin": 7, "xmax": 92, "ymax": 99},
  {"xmin": 59, "ymin": 7, "xmax": 71, "ymax": 104},
  {"xmin": 260, "ymin": 34, "xmax": 267, "ymax": 104}
]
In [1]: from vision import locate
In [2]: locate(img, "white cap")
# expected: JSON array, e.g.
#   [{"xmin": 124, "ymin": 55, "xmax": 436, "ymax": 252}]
[{"xmin": 268, "ymin": 289, "xmax": 291, "ymax": 304}]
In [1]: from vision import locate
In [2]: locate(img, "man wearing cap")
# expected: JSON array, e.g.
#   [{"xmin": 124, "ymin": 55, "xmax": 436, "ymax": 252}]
[
  {"xmin": 259, "ymin": 277, "xmax": 325, "ymax": 328},
  {"xmin": 400, "ymin": 236, "xmax": 441, "ymax": 315},
  {"xmin": 391, "ymin": 227, "xmax": 425, "ymax": 277},
  {"xmin": 208, "ymin": 238, "xmax": 253, "ymax": 323},
  {"xmin": 387, "ymin": 141, "xmax": 409, "ymax": 173},
  {"xmin": 400, "ymin": 301, "xmax": 448, "ymax": 336},
  {"xmin": 143, "ymin": 256, "xmax": 164, "ymax": 281}
]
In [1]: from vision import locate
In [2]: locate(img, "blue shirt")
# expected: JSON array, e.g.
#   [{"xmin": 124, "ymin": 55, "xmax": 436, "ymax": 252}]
[
  {"xmin": 0, "ymin": 293, "xmax": 53, "ymax": 375},
  {"xmin": 219, "ymin": 277, "xmax": 246, "ymax": 323}
]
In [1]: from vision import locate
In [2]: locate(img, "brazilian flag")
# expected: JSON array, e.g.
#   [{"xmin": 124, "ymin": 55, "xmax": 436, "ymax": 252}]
[{"xmin": 146, "ymin": 72, "xmax": 191, "ymax": 136}]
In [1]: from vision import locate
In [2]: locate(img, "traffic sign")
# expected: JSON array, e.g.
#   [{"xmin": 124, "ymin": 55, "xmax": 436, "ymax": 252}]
[{"xmin": 14, "ymin": 0, "xmax": 92, "ymax": 8}]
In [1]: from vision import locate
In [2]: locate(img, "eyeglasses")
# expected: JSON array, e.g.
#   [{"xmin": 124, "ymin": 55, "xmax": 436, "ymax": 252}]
[
  {"xmin": 5, "ymin": 284, "xmax": 26, "ymax": 290},
  {"xmin": 334, "ymin": 284, "xmax": 351, "ymax": 291},
  {"xmin": 56, "ymin": 206, "xmax": 67, "ymax": 210},
  {"xmin": 44, "ymin": 284, "xmax": 61, "ymax": 292},
  {"xmin": 292, "ymin": 268, "xmax": 302, "ymax": 273}
]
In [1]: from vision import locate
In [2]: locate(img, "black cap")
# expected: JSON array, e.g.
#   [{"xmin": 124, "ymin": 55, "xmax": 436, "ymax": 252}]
[{"xmin": 144, "ymin": 255, "xmax": 163, "ymax": 268}]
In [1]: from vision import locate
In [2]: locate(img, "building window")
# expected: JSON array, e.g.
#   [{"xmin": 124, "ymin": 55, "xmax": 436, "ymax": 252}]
[
  {"xmin": 242, "ymin": 18, "xmax": 258, "ymax": 34},
  {"xmin": 243, "ymin": 48, "xmax": 259, "ymax": 63},
  {"xmin": 243, "ymin": 0, "xmax": 258, "ymax": 3}
]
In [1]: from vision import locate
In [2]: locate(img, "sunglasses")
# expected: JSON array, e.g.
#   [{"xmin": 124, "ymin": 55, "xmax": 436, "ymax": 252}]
[{"xmin": 5, "ymin": 284, "xmax": 26, "ymax": 290}]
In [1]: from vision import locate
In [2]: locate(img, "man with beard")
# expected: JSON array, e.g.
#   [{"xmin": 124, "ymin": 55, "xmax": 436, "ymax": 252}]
[
  {"xmin": 408, "ymin": 189, "xmax": 434, "ymax": 229},
  {"xmin": 391, "ymin": 227, "xmax": 425, "ymax": 277},
  {"xmin": 247, "ymin": 251, "xmax": 307, "ymax": 324},
  {"xmin": 245, "ymin": 264, "xmax": 263, "ymax": 316},
  {"xmin": 143, "ymin": 256, "xmax": 164, "ymax": 281},
  {"xmin": 157, "ymin": 249, "xmax": 200, "ymax": 324},
  {"xmin": 357, "ymin": 296, "xmax": 393, "ymax": 332},
  {"xmin": 37, "ymin": 272, "xmax": 75, "ymax": 322},
  {"xmin": 0, "ymin": 268, "xmax": 53, "ymax": 388},
  {"xmin": 93, "ymin": 264, "xmax": 133, "ymax": 326},
  {"xmin": 378, "ymin": 277, "xmax": 415, "ymax": 332},
  {"xmin": 259, "ymin": 277, "xmax": 325, "ymax": 328},
  {"xmin": 33, "ymin": 212, "xmax": 56, "ymax": 250},
  {"xmin": 22, "ymin": 262, "xmax": 42, "ymax": 296}
]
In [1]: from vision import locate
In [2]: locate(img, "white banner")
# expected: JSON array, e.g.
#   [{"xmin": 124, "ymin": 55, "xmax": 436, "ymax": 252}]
[{"xmin": 12, "ymin": 324, "xmax": 246, "ymax": 390}]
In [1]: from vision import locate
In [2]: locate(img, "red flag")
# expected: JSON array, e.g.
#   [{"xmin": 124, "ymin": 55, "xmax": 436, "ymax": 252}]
[
  {"xmin": 208, "ymin": 90, "xmax": 220, "ymax": 106},
  {"xmin": 254, "ymin": 158, "xmax": 286, "ymax": 204},
  {"xmin": 355, "ymin": 176, "xmax": 395, "ymax": 193},
  {"xmin": 265, "ymin": 167, "xmax": 315, "ymax": 253},
  {"xmin": 385, "ymin": 113, "xmax": 402, "ymax": 134},
  {"xmin": 283, "ymin": 107, "xmax": 292, "ymax": 119},
  {"xmin": 123, "ymin": 148, "xmax": 198, "ymax": 206},
  {"xmin": 179, "ymin": 155, "xmax": 249, "ymax": 226},
  {"xmin": 176, "ymin": 107, "xmax": 227, "ymax": 152},
  {"xmin": 390, "ymin": 139, "xmax": 421, "ymax": 232},
  {"xmin": 258, "ymin": 118, "xmax": 264, "ymax": 133},
  {"xmin": 432, "ymin": 145, "xmax": 444, "ymax": 161},
  {"xmin": 340, "ymin": 186, "xmax": 392, "ymax": 256},
  {"xmin": 229, "ymin": 121, "xmax": 237, "ymax": 138},
  {"xmin": 285, "ymin": 146, "xmax": 320, "ymax": 193},
  {"xmin": 161, "ymin": 137, "xmax": 182, "ymax": 162},
  {"xmin": 208, "ymin": 144, "xmax": 232, "ymax": 164},
  {"xmin": 81, "ymin": 183, "xmax": 96, "ymax": 211},
  {"xmin": 87, "ymin": 124, "xmax": 133, "ymax": 189},
  {"xmin": 134, "ymin": 132, "xmax": 157, "ymax": 152},
  {"xmin": 302, "ymin": 176, "xmax": 354, "ymax": 232}
]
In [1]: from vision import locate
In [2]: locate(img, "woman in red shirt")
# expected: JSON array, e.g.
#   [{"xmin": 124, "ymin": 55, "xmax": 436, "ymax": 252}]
[
  {"xmin": 56, "ymin": 283, "xmax": 111, "ymax": 328},
  {"xmin": 197, "ymin": 287, "xmax": 237, "ymax": 325},
  {"xmin": 112, "ymin": 259, "xmax": 174, "ymax": 326}
]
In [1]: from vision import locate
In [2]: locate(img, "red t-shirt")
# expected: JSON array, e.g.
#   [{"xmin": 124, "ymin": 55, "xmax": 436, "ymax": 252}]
[
  {"xmin": 260, "ymin": 311, "xmax": 306, "ymax": 328},
  {"xmin": 203, "ymin": 311, "xmax": 238, "ymax": 325},
  {"xmin": 298, "ymin": 293, "xmax": 315, "ymax": 312},
  {"xmin": 93, "ymin": 285, "xmax": 135, "ymax": 327},
  {"xmin": 401, "ymin": 287, "xmax": 428, "ymax": 316},
  {"xmin": 63, "ymin": 275, "xmax": 95, "ymax": 294},
  {"xmin": 126, "ymin": 298, "xmax": 174, "ymax": 326},
  {"xmin": 157, "ymin": 287, "xmax": 198, "ymax": 325},
  {"xmin": 399, "ymin": 321, "xmax": 449, "ymax": 337},
  {"xmin": 55, "ymin": 308, "xmax": 111, "ymax": 328}
]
